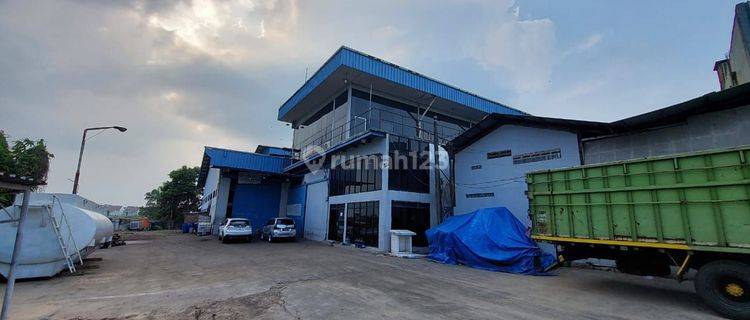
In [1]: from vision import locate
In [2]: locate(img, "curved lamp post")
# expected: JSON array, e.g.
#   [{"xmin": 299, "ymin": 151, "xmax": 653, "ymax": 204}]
[{"xmin": 72, "ymin": 126, "xmax": 127, "ymax": 194}]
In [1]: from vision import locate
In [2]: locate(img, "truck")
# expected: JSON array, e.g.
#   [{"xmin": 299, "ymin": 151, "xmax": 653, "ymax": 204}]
[{"xmin": 527, "ymin": 146, "xmax": 750, "ymax": 319}]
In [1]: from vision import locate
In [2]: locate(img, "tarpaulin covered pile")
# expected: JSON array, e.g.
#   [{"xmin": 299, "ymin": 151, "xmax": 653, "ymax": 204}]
[{"xmin": 426, "ymin": 207, "xmax": 556, "ymax": 275}]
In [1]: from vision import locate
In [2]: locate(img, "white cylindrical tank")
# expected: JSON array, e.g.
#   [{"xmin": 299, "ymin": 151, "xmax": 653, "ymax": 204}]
[{"xmin": 0, "ymin": 193, "xmax": 114, "ymax": 279}]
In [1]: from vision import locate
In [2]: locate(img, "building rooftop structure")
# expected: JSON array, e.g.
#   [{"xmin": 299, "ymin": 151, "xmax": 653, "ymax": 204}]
[
  {"xmin": 610, "ymin": 80, "xmax": 750, "ymax": 131},
  {"xmin": 278, "ymin": 46, "xmax": 525, "ymax": 125},
  {"xmin": 255, "ymin": 145, "xmax": 294, "ymax": 157},
  {"xmin": 197, "ymin": 146, "xmax": 294, "ymax": 189},
  {"xmin": 714, "ymin": 2, "xmax": 750, "ymax": 90},
  {"xmin": 451, "ymin": 82, "xmax": 750, "ymax": 151}
]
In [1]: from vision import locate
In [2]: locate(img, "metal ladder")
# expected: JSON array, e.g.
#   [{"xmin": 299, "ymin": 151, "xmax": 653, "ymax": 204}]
[{"xmin": 45, "ymin": 196, "xmax": 84, "ymax": 273}]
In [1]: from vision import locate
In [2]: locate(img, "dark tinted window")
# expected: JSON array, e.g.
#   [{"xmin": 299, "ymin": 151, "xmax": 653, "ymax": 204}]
[
  {"xmin": 346, "ymin": 201, "xmax": 379, "ymax": 247},
  {"xmin": 328, "ymin": 204, "xmax": 346, "ymax": 242},
  {"xmin": 388, "ymin": 136, "xmax": 429, "ymax": 193},
  {"xmin": 229, "ymin": 220, "xmax": 249, "ymax": 227},
  {"xmin": 392, "ymin": 201, "xmax": 430, "ymax": 246},
  {"xmin": 335, "ymin": 91, "xmax": 348, "ymax": 108},
  {"xmin": 276, "ymin": 218, "xmax": 295, "ymax": 225},
  {"xmin": 487, "ymin": 150, "xmax": 511, "ymax": 159},
  {"xmin": 512, "ymin": 148, "xmax": 561, "ymax": 164},
  {"xmin": 329, "ymin": 154, "xmax": 382, "ymax": 196}
]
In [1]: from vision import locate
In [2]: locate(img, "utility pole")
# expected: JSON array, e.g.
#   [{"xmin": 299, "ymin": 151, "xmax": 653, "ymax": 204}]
[
  {"xmin": 72, "ymin": 126, "xmax": 127, "ymax": 194},
  {"xmin": 432, "ymin": 117, "xmax": 443, "ymax": 223},
  {"xmin": 1, "ymin": 188, "xmax": 31, "ymax": 320}
]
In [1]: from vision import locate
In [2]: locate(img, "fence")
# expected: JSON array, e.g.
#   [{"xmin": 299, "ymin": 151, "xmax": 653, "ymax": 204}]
[{"xmin": 294, "ymin": 106, "xmax": 462, "ymax": 160}]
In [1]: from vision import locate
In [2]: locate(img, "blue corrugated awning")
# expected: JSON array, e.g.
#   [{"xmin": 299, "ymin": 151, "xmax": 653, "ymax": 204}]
[
  {"xmin": 278, "ymin": 46, "xmax": 525, "ymax": 122},
  {"xmin": 197, "ymin": 147, "xmax": 293, "ymax": 188}
]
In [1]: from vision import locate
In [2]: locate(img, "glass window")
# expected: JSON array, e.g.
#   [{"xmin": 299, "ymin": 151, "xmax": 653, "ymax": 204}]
[
  {"xmin": 328, "ymin": 204, "xmax": 345, "ymax": 242},
  {"xmin": 512, "ymin": 149, "xmax": 561, "ymax": 164},
  {"xmin": 487, "ymin": 150, "xmax": 512, "ymax": 159},
  {"xmin": 466, "ymin": 192, "xmax": 494, "ymax": 198},
  {"xmin": 391, "ymin": 201, "xmax": 430, "ymax": 246},
  {"xmin": 292, "ymin": 89, "xmax": 351, "ymax": 156},
  {"xmin": 388, "ymin": 136, "xmax": 430, "ymax": 193},
  {"xmin": 346, "ymin": 201, "xmax": 379, "ymax": 247},
  {"xmin": 276, "ymin": 218, "xmax": 295, "ymax": 226},
  {"xmin": 350, "ymin": 88, "xmax": 469, "ymax": 142},
  {"xmin": 329, "ymin": 155, "xmax": 382, "ymax": 196},
  {"xmin": 229, "ymin": 220, "xmax": 249, "ymax": 227}
]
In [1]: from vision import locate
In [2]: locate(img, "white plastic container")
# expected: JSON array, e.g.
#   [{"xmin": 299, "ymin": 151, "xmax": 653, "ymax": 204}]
[
  {"xmin": 390, "ymin": 229, "xmax": 416, "ymax": 256},
  {"xmin": 0, "ymin": 193, "xmax": 114, "ymax": 279}
]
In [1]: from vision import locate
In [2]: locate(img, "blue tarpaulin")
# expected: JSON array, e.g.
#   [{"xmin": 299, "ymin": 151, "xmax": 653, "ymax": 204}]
[{"xmin": 426, "ymin": 207, "xmax": 556, "ymax": 275}]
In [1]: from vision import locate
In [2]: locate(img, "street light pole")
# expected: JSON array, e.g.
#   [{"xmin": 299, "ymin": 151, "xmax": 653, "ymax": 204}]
[{"xmin": 71, "ymin": 126, "xmax": 127, "ymax": 194}]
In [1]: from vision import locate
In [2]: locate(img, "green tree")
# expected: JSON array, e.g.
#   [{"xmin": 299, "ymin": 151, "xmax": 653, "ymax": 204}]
[
  {"xmin": 0, "ymin": 131, "xmax": 12, "ymax": 173},
  {"xmin": 142, "ymin": 166, "xmax": 200, "ymax": 227},
  {"xmin": 141, "ymin": 188, "xmax": 162, "ymax": 219},
  {"xmin": 10, "ymin": 138, "xmax": 53, "ymax": 182},
  {"xmin": 0, "ymin": 131, "xmax": 54, "ymax": 207}
]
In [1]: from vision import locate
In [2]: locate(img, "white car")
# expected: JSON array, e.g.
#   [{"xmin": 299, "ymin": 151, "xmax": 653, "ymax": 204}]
[
  {"xmin": 261, "ymin": 218, "xmax": 297, "ymax": 242},
  {"xmin": 218, "ymin": 218, "xmax": 253, "ymax": 243}
]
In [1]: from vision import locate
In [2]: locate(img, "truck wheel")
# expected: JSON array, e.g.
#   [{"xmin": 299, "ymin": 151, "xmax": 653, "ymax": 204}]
[{"xmin": 695, "ymin": 260, "xmax": 750, "ymax": 320}]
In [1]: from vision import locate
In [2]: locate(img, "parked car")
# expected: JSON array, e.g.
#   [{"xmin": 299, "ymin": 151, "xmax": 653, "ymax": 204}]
[
  {"xmin": 196, "ymin": 222, "xmax": 211, "ymax": 236},
  {"xmin": 261, "ymin": 218, "xmax": 296, "ymax": 242},
  {"xmin": 218, "ymin": 218, "xmax": 253, "ymax": 243}
]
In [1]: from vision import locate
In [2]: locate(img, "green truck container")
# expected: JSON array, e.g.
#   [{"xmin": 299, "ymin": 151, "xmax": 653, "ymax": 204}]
[{"xmin": 527, "ymin": 146, "xmax": 750, "ymax": 319}]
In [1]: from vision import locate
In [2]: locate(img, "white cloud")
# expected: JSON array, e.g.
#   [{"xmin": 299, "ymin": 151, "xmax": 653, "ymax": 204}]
[
  {"xmin": 0, "ymin": 0, "xmax": 601, "ymax": 205},
  {"xmin": 144, "ymin": 0, "xmax": 299, "ymax": 64},
  {"xmin": 562, "ymin": 33, "xmax": 603, "ymax": 58},
  {"xmin": 474, "ymin": 16, "xmax": 556, "ymax": 92}
]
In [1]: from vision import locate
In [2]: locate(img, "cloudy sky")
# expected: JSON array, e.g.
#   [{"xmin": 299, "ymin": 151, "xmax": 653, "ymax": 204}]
[{"xmin": 0, "ymin": 0, "xmax": 738, "ymax": 206}]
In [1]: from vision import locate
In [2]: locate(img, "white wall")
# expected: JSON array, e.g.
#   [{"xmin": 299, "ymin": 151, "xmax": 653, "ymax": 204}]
[
  {"xmin": 199, "ymin": 168, "xmax": 220, "ymax": 212},
  {"xmin": 303, "ymin": 170, "xmax": 329, "ymax": 241},
  {"xmin": 296, "ymin": 135, "xmax": 439, "ymax": 251},
  {"xmin": 730, "ymin": 14, "xmax": 750, "ymax": 86},
  {"xmin": 210, "ymin": 176, "xmax": 231, "ymax": 235},
  {"xmin": 454, "ymin": 125, "xmax": 582, "ymax": 226},
  {"xmin": 325, "ymin": 135, "xmax": 436, "ymax": 251}
]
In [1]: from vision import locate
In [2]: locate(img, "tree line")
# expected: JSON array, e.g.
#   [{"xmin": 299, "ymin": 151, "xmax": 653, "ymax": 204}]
[{"xmin": 141, "ymin": 165, "xmax": 201, "ymax": 226}]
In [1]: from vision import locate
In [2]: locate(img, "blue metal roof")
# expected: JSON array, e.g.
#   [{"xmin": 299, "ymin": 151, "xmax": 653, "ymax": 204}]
[
  {"xmin": 278, "ymin": 46, "xmax": 525, "ymax": 121},
  {"xmin": 198, "ymin": 147, "xmax": 293, "ymax": 188},
  {"xmin": 255, "ymin": 145, "xmax": 294, "ymax": 157}
]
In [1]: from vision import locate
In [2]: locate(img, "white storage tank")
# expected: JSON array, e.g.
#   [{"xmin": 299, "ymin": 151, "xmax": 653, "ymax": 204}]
[{"xmin": 0, "ymin": 193, "xmax": 114, "ymax": 279}]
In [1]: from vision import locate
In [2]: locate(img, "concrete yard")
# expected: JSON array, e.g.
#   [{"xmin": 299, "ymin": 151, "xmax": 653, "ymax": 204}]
[{"xmin": 1, "ymin": 231, "xmax": 723, "ymax": 320}]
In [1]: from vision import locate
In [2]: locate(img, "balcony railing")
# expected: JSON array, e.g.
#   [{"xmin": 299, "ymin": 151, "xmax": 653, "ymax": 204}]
[{"xmin": 293, "ymin": 106, "xmax": 463, "ymax": 160}]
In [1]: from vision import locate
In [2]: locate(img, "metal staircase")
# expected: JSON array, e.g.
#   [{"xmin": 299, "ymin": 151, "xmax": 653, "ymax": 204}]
[{"xmin": 44, "ymin": 196, "xmax": 83, "ymax": 273}]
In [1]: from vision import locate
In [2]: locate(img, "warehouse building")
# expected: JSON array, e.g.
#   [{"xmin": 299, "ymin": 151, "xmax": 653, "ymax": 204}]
[
  {"xmin": 196, "ymin": 45, "xmax": 750, "ymax": 253},
  {"xmin": 450, "ymin": 82, "xmax": 750, "ymax": 226},
  {"xmin": 582, "ymin": 82, "xmax": 750, "ymax": 163},
  {"xmin": 277, "ymin": 46, "xmax": 525, "ymax": 250},
  {"xmin": 449, "ymin": 115, "xmax": 611, "ymax": 222},
  {"xmin": 197, "ymin": 146, "xmax": 294, "ymax": 234}
]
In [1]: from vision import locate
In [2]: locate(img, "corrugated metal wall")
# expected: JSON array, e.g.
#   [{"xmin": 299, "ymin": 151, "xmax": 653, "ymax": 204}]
[
  {"xmin": 583, "ymin": 105, "xmax": 750, "ymax": 164},
  {"xmin": 231, "ymin": 182, "xmax": 283, "ymax": 232},
  {"xmin": 205, "ymin": 147, "xmax": 291, "ymax": 174}
]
